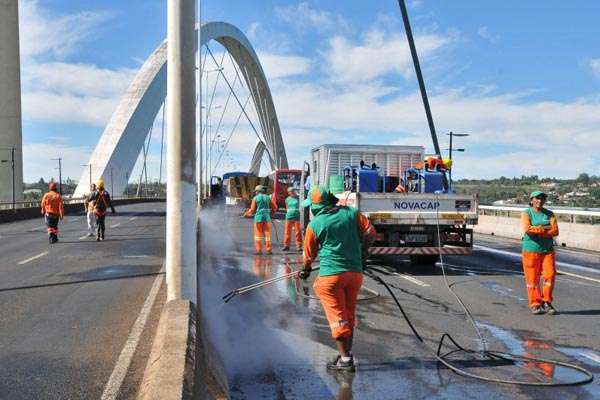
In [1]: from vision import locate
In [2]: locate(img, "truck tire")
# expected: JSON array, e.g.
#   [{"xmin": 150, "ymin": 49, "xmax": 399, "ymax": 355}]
[{"xmin": 410, "ymin": 255, "xmax": 439, "ymax": 265}]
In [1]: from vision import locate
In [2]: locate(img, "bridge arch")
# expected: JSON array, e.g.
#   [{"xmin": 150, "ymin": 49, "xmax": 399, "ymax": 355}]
[{"xmin": 74, "ymin": 22, "xmax": 287, "ymax": 197}]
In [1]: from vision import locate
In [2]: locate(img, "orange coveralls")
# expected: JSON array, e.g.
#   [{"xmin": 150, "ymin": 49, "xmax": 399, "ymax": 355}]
[
  {"xmin": 521, "ymin": 212, "xmax": 559, "ymax": 307},
  {"xmin": 244, "ymin": 194, "xmax": 277, "ymax": 253},
  {"xmin": 40, "ymin": 191, "xmax": 64, "ymax": 235}
]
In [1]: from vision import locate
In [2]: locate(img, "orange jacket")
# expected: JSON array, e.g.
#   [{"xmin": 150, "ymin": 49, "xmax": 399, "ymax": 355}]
[
  {"xmin": 41, "ymin": 191, "xmax": 64, "ymax": 218},
  {"xmin": 521, "ymin": 212, "xmax": 559, "ymax": 238}
]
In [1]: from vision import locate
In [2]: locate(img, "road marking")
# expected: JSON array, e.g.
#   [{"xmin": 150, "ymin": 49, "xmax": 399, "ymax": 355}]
[
  {"xmin": 100, "ymin": 267, "xmax": 164, "ymax": 400},
  {"xmin": 18, "ymin": 251, "xmax": 48, "ymax": 265},
  {"xmin": 28, "ymin": 227, "xmax": 43, "ymax": 232},
  {"xmin": 474, "ymin": 245, "xmax": 600, "ymax": 276},
  {"xmin": 128, "ymin": 216, "xmax": 137, "ymax": 221},
  {"xmin": 123, "ymin": 255, "xmax": 152, "ymax": 259},
  {"xmin": 398, "ymin": 273, "xmax": 430, "ymax": 287},
  {"xmin": 558, "ymin": 270, "xmax": 600, "ymax": 284},
  {"xmin": 79, "ymin": 234, "xmax": 91, "ymax": 240},
  {"xmin": 110, "ymin": 223, "xmax": 121, "ymax": 228},
  {"xmin": 581, "ymin": 351, "xmax": 600, "ymax": 365}
]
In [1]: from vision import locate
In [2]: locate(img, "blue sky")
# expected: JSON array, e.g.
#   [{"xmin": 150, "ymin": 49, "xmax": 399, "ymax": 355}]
[{"xmin": 17, "ymin": 0, "xmax": 600, "ymax": 183}]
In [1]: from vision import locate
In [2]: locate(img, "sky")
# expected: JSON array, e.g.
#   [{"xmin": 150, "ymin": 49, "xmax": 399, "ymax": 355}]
[{"xmin": 16, "ymin": 0, "xmax": 600, "ymax": 183}]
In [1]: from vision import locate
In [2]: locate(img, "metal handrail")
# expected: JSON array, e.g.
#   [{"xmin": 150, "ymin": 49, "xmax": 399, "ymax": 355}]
[
  {"xmin": 478, "ymin": 205, "xmax": 600, "ymax": 217},
  {"xmin": 0, "ymin": 196, "xmax": 162, "ymax": 211}
]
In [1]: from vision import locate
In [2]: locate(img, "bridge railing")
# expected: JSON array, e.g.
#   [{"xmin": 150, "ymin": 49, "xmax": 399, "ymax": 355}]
[
  {"xmin": 478, "ymin": 205, "xmax": 600, "ymax": 225},
  {"xmin": 0, "ymin": 196, "xmax": 164, "ymax": 211}
]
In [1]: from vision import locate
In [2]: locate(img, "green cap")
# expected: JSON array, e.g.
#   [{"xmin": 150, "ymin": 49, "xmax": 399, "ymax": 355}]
[
  {"xmin": 530, "ymin": 190, "xmax": 546, "ymax": 198},
  {"xmin": 301, "ymin": 185, "xmax": 336, "ymax": 209}
]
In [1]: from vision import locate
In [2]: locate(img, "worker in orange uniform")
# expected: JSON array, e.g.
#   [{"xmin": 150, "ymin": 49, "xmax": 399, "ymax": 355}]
[
  {"xmin": 300, "ymin": 185, "xmax": 376, "ymax": 372},
  {"xmin": 394, "ymin": 178, "xmax": 406, "ymax": 193},
  {"xmin": 521, "ymin": 190, "xmax": 559, "ymax": 315},
  {"xmin": 283, "ymin": 187, "xmax": 302, "ymax": 251},
  {"xmin": 244, "ymin": 185, "xmax": 277, "ymax": 255},
  {"xmin": 40, "ymin": 182, "xmax": 64, "ymax": 244},
  {"xmin": 89, "ymin": 179, "xmax": 116, "ymax": 241}
]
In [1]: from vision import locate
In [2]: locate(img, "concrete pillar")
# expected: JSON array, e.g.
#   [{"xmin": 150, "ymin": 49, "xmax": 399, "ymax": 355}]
[
  {"xmin": 166, "ymin": 0, "xmax": 197, "ymax": 302},
  {"xmin": 0, "ymin": 0, "xmax": 23, "ymax": 203}
]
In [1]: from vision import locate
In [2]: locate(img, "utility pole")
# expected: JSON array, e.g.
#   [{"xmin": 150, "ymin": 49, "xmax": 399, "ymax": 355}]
[
  {"xmin": 445, "ymin": 132, "xmax": 469, "ymax": 192},
  {"xmin": 52, "ymin": 157, "xmax": 62, "ymax": 194},
  {"xmin": 166, "ymin": 0, "xmax": 197, "ymax": 302}
]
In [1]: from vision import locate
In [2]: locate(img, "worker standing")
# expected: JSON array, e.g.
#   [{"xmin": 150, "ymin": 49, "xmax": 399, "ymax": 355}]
[
  {"xmin": 244, "ymin": 185, "xmax": 277, "ymax": 255},
  {"xmin": 521, "ymin": 190, "xmax": 559, "ymax": 315},
  {"xmin": 84, "ymin": 184, "xmax": 97, "ymax": 237},
  {"xmin": 300, "ymin": 186, "xmax": 376, "ymax": 372},
  {"xmin": 90, "ymin": 179, "xmax": 116, "ymax": 241},
  {"xmin": 283, "ymin": 187, "xmax": 302, "ymax": 251},
  {"xmin": 40, "ymin": 182, "xmax": 64, "ymax": 244}
]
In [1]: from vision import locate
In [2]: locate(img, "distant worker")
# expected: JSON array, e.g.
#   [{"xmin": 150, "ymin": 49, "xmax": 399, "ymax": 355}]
[
  {"xmin": 521, "ymin": 190, "xmax": 559, "ymax": 315},
  {"xmin": 244, "ymin": 185, "xmax": 277, "ymax": 255},
  {"xmin": 40, "ymin": 182, "xmax": 64, "ymax": 244},
  {"xmin": 283, "ymin": 187, "xmax": 302, "ymax": 251},
  {"xmin": 406, "ymin": 168, "xmax": 420, "ymax": 192},
  {"xmin": 84, "ymin": 183, "xmax": 96, "ymax": 237},
  {"xmin": 394, "ymin": 178, "xmax": 406, "ymax": 193},
  {"xmin": 90, "ymin": 179, "xmax": 116, "ymax": 241},
  {"xmin": 300, "ymin": 186, "xmax": 376, "ymax": 372}
]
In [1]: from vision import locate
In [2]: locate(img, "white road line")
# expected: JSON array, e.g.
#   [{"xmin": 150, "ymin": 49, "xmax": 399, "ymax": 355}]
[
  {"xmin": 581, "ymin": 351, "xmax": 600, "ymax": 365},
  {"xmin": 398, "ymin": 273, "xmax": 430, "ymax": 287},
  {"xmin": 18, "ymin": 251, "xmax": 48, "ymax": 265},
  {"xmin": 123, "ymin": 255, "xmax": 151, "ymax": 259},
  {"xmin": 79, "ymin": 234, "xmax": 91, "ymax": 240},
  {"xmin": 100, "ymin": 268, "xmax": 164, "ymax": 400},
  {"xmin": 110, "ymin": 223, "xmax": 121, "ymax": 228},
  {"xmin": 128, "ymin": 216, "xmax": 137, "ymax": 221},
  {"xmin": 28, "ymin": 227, "xmax": 43, "ymax": 232},
  {"xmin": 474, "ymin": 245, "xmax": 600, "ymax": 276},
  {"xmin": 558, "ymin": 270, "xmax": 600, "ymax": 284}
]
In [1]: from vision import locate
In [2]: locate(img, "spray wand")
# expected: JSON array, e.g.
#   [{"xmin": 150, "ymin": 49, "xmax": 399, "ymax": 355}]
[{"xmin": 222, "ymin": 266, "xmax": 319, "ymax": 303}]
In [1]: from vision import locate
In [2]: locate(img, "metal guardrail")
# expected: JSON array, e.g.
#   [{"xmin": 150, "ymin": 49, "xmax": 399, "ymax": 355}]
[
  {"xmin": 0, "ymin": 196, "xmax": 161, "ymax": 211},
  {"xmin": 479, "ymin": 205, "xmax": 600, "ymax": 225}
]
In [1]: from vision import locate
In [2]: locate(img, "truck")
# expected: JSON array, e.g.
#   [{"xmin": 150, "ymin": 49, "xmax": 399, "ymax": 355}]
[
  {"xmin": 302, "ymin": 144, "xmax": 478, "ymax": 265},
  {"xmin": 268, "ymin": 168, "xmax": 302, "ymax": 210}
]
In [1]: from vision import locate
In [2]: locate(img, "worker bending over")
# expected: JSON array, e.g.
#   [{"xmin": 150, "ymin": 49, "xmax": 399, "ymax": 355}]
[
  {"xmin": 244, "ymin": 185, "xmax": 277, "ymax": 255},
  {"xmin": 283, "ymin": 187, "xmax": 302, "ymax": 251},
  {"xmin": 300, "ymin": 186, "xmax": 376, "ymax": 372},
  {"xmin": 90, "ymin": 179, "xmax": 116, "ymax": 241},
  {"xmin": 40, "ymin": 182, "xmax": 64, "ymax": 244},
  {"xmin": 521, "ymin": 190, "xmax": 559, "ymax": 315}
]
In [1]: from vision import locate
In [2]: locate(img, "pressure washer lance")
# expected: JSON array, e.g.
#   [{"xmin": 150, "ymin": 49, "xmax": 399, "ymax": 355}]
[{"xmin": 222, "ymin": 266, "xmax": 319, "ymax": 303}]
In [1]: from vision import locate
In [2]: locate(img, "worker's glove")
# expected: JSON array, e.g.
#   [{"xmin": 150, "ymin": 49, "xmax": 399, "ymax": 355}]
[{"xmin": 298, "ymin": 267, "xmax": 311, "ymax": 280}]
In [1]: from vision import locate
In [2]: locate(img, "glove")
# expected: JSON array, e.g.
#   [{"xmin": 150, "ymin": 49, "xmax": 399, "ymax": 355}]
[{"xmin": 298, "ymin": 267, "xmax": 312, "ymax": 280}]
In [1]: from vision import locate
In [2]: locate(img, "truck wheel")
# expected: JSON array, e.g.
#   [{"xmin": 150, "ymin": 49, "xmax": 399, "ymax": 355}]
[{"xmin": 410, "ymin": 255, "xmax": 439, "ymax": 265}]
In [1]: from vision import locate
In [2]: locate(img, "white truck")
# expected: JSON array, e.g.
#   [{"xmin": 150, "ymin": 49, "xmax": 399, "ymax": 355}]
[{"xmin": 302, "ymin": 144, "xmax": 479, "ymax": 265}]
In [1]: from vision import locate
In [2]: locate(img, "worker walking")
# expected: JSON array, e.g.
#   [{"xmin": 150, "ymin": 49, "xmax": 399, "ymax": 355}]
[
  {"xmin": 40, "ymin": 182, "xmax": 64, "ymax": 244},
  {"xmin": 300, "ymin": 186, "xmax": 376, "ymax": 372},
  {"xmin": 90, "ymin": 179, "xmax": 116, "ymax": 241},
  {"xmin": 521, "ymin": 190, "xmax": 559, "ymax": 315},
  {"xmin": 244, "ymin": 185, "xmax": 277, "ymax": 255},
  {"xmin": 84, "ymin": 184, "xmax": 96, "ymax": 237},
  {"xmin": 283, "ymin": 187, "xmax": 302, "ymax": 251}
]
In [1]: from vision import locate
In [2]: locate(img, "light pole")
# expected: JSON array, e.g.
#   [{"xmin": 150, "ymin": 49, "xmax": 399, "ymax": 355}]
[
  {"xmin": 446, "ymin": 132, "xmax": 469, "ymax": 191},
  {"xmin": 51, "ymin": 158, "xmax": 62, "ymax": 194},
  {"xmin": 0, "ymin": 147, "xmax": 15, "ymax": 209}
]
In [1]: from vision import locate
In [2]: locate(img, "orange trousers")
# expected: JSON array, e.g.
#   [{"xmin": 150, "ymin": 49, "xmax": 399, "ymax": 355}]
[
  {"xmin": 313, "ymin": 272, "xmax": 363, "ymax": 339},
  {"xmin": 522, "ymin": 251, "xmax": 556, "ymax": 307},
  {"xmin": 253, "ymin": 221, "xmax": 272, "ymax": 253},
  {"xmin": 283, "ymin": 220, "xmax": 302, "ymax": 248}
]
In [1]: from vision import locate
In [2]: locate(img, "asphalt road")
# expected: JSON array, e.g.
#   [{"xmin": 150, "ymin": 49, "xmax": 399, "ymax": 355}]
[
  {"xmin": 199, "ymin": 207, "xmax": 600, "ymax": 400},
  {"xmin": 0, "ymin": 202, "xmax": 166, "ymax": 400}
]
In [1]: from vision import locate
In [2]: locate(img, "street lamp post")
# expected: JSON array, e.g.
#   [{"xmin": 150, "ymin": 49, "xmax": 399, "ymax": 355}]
[
  {"xmin": 446, "ymin": 132, "xmax": 469, "ymax": 192},
  {"xmin": 0, "ymin": 147, "xmax": 16, "ymax": 209},
  {"xmin": 51, "ymin": 158, "xmax": 62, "ymax": 194}
]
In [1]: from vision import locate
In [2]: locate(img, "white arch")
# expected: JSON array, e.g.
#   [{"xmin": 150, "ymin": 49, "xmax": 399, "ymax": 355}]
[
  {"xmin": 74, "ymin": 22, "xmax": 288, "ymax": 197},
  {"xmin": 249, "ymin": 140, "xmax": 266, "ymax": 175}
]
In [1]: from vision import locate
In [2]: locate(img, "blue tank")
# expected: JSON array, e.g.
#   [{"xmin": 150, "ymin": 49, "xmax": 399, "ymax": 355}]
[
  {"xmin": 358, "ymin": 169, "xmax": 380, "ymax": 192},
  {"xmin": 423, "ymin": 171, "xmax": 445, "ymax": 193}
]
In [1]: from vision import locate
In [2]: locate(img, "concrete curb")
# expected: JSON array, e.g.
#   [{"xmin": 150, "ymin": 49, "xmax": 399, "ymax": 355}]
[{"xmin": 138, "ymin": 299, "xmax": 197, "ymax": 400}]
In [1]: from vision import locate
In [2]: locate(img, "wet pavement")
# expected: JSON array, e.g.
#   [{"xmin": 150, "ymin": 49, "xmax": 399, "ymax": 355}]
[{"xmin": 198, "ymin": 206, "xmax": 599, "ymax": 399}]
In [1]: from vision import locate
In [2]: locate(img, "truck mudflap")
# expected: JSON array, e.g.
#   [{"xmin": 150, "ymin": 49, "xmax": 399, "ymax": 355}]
[{"xmin": 369, "ymin": 246, "xmax": 472, "ymax": 255}]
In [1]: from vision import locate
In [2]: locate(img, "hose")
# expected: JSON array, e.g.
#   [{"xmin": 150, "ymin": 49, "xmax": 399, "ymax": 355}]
[{"xmin": 360, "ymin": 194, "xmax": 594, "ymax": 386}]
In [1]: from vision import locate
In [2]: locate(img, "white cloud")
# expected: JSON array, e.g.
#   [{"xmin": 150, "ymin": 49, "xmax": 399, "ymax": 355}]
[
  {"xmin": 276, "ymin": 2, "xmax": 351, "ymax": 35},
  {"xmin": 257, "ymin": 52, "xmax": 312, "ymax": 79},
  {"xmin": 477, "ymin": 26, "xmax": 499, "ymax": 44},
  {"xmin": 19, "ymin": 0, "xmax": 111, "ymax": 60},
  {"xmin": 589, "ymin": 58, "xmax": 600, "ymax": 79},
  {"xmin": 23, "ymin": 142, "xmax": 93, "ymax": 182},
  {"xmin": 323, "ymin": 29, "xmax": 451, "ymax": 84}
]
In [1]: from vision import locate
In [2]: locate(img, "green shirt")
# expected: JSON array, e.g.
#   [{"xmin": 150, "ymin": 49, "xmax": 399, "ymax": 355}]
[
  {"xmin": 285, "ymin": 196, "xmax": 300, "ymax": 220},
  {"xmin": 522, "ymin": 207, "xmax": 555, "ymax": 253},
  {"xmin": 253, "ymin": 193, "xmax": 272, "ymax": 223},
  {"xmin": 308, "ymin": 206, "xmax": 363, "ymax": 276}
]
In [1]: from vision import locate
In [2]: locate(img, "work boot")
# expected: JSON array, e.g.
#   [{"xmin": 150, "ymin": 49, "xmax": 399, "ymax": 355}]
[
  {"xmin": 282, "ymin": 246, "xmax": 290, "ymax": 251},
  {"xmin": 530, "ymin": 305, "xmax": 545, "ymax": 315},
  {"xmin": 48, "ymin": 235, "xmax": 53, "ymax": 244},
  {"xmin": 326, "ymin": 355, "xmax": 355, "ymax": 372},
  {"xmin": 543, "ymin": 302, "xmax": 557, "ymax": 315},
  {"xmin": 266, "ymin": 250, "xmax": 272, "ymax": 255},
  {"xmin": 96, "ymin": 235, "xmax": 101, "ymax": 241}
]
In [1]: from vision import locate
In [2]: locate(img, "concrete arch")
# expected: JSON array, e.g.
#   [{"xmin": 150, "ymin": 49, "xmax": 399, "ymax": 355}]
[
  {"xmin": 249, "ymin": 140, "xmax": 266, "ymax": 175},
  {"xmin": 74, "ymin": 22, "xmax": 287, "ymax": 197}
]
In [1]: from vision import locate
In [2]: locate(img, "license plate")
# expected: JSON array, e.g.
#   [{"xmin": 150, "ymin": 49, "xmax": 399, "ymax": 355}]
[
  {"xmin": 370, "ymin": 213, "xmax": 391, "ymax": 220},
  {"xmin": 441, "ymin": 213, "xmax": 465, "ymax": 221},
  {"xmin": 405, "ymin": 234, "xmax": 428, "ymax": 243}
]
